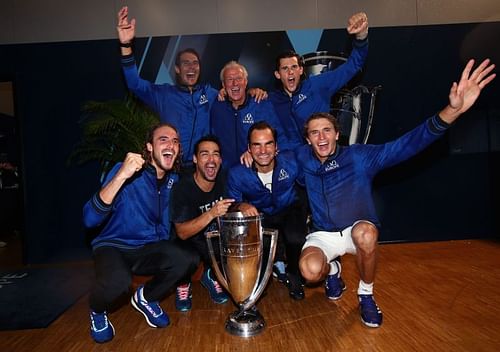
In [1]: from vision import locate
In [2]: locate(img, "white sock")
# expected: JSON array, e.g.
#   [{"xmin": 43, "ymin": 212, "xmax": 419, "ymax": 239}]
[
  {"xmin": 357, "ymin": 280, "xmax": 373, "ymax": 295},
  {"xmin": 328, "ymin": 260, "xmax": 341, "ymax": 276}
]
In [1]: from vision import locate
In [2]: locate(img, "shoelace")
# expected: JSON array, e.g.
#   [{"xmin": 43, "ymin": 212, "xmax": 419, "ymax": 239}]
[
  {"xmin": 91, "ymin": 312, "xmax": 109, "ymax": 332},
  {"xmin": 212, "ymin": 279, "xmax": 223, "ymax": 294},
  {"xmin": 177, "ymin": 284, "xmax": 191, "ymax": 300},
  {"xmin": 360, "ymin": 296, "xmax": 380, "ymax": 314}
]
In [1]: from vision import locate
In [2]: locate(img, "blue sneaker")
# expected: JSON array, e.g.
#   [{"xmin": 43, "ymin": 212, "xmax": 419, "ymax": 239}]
[
  {"xmin": 90, "ymin": 310, "xmax": 115, "ymax": 343},
  {"xmin": 131, "ymin": 285, "xmax": 170, "ymax": 328},
  {"xmin": 272, "ymin": 261, "xmax": 289, "ymax": 285},
  {"xmin": 201, "ymin": 268, "xmax": 229, "ymax": 304},
  {"xmin": 325, "ymin": 261, "xmax": 346, "ymax": 300},
  {"xmin": 175, "ymin": 283, "xmax": 192, "ymax": 312},
  {"xmin": 358, "ymin": 294, "xmax": 383, "ymax": 327}
]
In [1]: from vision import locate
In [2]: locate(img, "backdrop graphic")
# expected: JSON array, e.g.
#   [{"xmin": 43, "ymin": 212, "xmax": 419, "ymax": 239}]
[{"xmin": 0, "ymin": 22, "xmax": 498, "ymax": 263}]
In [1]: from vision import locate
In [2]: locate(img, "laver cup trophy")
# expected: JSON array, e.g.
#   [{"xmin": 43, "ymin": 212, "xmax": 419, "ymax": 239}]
[{"xmin": 206, "ymin": 212, "xmax": 277, "ymax": 337}]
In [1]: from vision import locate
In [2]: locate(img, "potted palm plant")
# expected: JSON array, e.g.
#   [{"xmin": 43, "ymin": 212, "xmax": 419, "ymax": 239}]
[{"xmin": 68, "ymin": 95, "xmax": 160, "ymax": 180}]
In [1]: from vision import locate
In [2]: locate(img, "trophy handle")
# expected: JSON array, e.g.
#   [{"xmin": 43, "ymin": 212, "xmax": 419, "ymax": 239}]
[
  {"xmin": 205, "ymin": 230, "xmax": 230, "ymax": 292},
  {"xmin": 242, "ymin": 228, "xmax": 278, "ymax": 311}
]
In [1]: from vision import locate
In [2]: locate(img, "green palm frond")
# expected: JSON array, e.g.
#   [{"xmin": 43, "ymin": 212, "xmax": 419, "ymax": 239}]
[{"xmin": 67, "ymin": 95, "xmax": 160, "ymax": 176}]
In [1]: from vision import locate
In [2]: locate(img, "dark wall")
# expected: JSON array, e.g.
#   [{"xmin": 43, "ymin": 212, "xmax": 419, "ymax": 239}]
[{"xmin": 0, "ymin": 22, "xmax": 498, "ymax": 263}]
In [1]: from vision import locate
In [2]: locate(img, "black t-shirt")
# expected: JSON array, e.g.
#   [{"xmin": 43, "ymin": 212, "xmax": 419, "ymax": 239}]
[{"xmin": 170, "ymin": 173, "xmax": 225, "ymax": 262}]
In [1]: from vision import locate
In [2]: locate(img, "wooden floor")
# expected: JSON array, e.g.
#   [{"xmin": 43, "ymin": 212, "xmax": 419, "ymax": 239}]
[{"xmin": 1, "ymin": 239, "xmax": 500, "ymax": 352}]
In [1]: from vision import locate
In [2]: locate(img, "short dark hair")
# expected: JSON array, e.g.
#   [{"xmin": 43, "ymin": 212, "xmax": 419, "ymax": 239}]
[
  {"xmin": 175, "ymin": 48, "xmax": 201, "ymax": 67},
  {"xmin": 247, "ymin": 121, "xmax": 277, "ymax": 144},
  {"xmin": 194, "ymin": 134, "xmax": 222, "ymax": 156},
  {"xmin": 304, "ymin": 112, "xmax": 340, "ymax": 138},
  {"xmin": 275, "ymin": 50, "xmax": 304, "ymax": 71}
]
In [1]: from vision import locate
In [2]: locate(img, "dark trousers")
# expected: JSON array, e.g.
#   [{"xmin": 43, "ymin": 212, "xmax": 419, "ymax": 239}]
[
  {"xmin": 89, "ymin": 240, "xmax": 198, "ymax": 313},
  {"xmin": 262, "ymin": 200, "xmax": 308, "ymax": 277}
]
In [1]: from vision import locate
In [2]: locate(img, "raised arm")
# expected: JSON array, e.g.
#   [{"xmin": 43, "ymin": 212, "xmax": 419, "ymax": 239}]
[
  {"xmin": 439, "ymin": 59, "xmax": 496, "ymax": 123},
  {"xmin": 117, "ymin": 6, "xmax": 136, "ymax": 56},
  {"xmin": 347, "ymin": 12, "xmax": 369, "ymax": 40},
  {"xmin": 99, "ymin": 152, "xmax": 144, "ymax": 204},
  {"xmin": 83, "ymin": 152, "xmax": 144, "ymax": 228}
]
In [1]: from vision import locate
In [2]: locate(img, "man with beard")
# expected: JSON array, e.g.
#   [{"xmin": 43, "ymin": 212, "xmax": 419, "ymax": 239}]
[
  {"xmin": 117, "ymin": 6, "xmax": 266, "ymax": 168},
  {"xmin": 210, "ymin": 61, "xmax": 292, "ymax": 169},
  {"xmin": 226, "ymin": 122, "xmax": 308, "ymax": 300},
  {"xmin": 270, "ymin": 12, "xmax": 369, "ymax": 149},
  {"xmin": 83, "ymin": 123, "xmax": 198, "ymax": 343},
  {"xmin": 297, "ymin": 59, "xmax": 495, "ymax": 328},
  {"xmin": 170, "ymin": 135, "xmax": 234, "ymax": 311}
]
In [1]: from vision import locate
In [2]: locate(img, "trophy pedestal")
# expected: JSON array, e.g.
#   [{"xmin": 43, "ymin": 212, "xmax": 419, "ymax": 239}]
[{"xmin": 225, "ymin": 306, "xmax": 265, "ymax": 337}]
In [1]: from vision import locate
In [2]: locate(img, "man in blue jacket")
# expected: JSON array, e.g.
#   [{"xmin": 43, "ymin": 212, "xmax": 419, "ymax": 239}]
[
  {"xmin": 297, "ymin": 59, "xmax": 495, "ymax": 328},
  {"xmin": 210, "ymin": 61, "xmax": 292, "ymax": 169},
  {"xmin": 226, "ymin": 121, "xmax": 308, "ymax": 300},
  {"xmin": 83, "ymin": 123, "xmax": 198, "ymax": 343},
  {"xmin": 116, "ymin": 6, "xmax": 266, "ymax": 168},
  {"xmin": 270, "ymin": 12, "xmax": 369, "ymax": 149}
]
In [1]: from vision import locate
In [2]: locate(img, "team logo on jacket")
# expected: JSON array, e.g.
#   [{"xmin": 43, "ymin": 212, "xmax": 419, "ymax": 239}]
[
  {"xmin": 199, "ymin": 94, "xmax": 208, "ymax": 105},
  {"xmin": 167, "ymin": 178, "xmax": 175, "ymax": 189},
  {"xmin": 278, "ymin": 168, "xmax": 289, "ymax": 181},
  {"xmin": 324, "ymin": 160, "xmax": 339, "ymax": 172},
  {"xmin": 296, "ymin": 93, "xmax": 307, "ymax": 105},
  {"xmin": 243, "ymin": 113, "xmax": 254, "ymax": 124}
]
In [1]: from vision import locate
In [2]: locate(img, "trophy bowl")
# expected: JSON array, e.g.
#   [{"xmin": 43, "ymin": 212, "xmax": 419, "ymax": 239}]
[{"xmin": 206, "ymin": 212, "xmax": 277, "ymax": 337}]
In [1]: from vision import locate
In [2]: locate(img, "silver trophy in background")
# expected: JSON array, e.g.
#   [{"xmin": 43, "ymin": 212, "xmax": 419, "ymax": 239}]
[
  {"xmin": 303, "ymin": 50, "xmax": 381, "ymax": 146},
  {"xmin": 206, "ymin": 212, "xmax": 277, "ymax": 337}
]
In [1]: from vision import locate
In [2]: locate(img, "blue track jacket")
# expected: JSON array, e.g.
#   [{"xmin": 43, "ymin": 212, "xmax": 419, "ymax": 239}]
[
  {"xmin": 210, "ymin": 96, "xmax": 292, "ymax": 169},
  {"xmin": 270, "ymin": 38, "xmax": 369, "ymax": 149},
  {"xmin": 226, "ymin": 150, "xmax": 300, "ymax": 215},
  {"xmin": 83, "ymin": 163, "xmax": 178, "ymax": 250},
  {"xmin": 296, "ymin": 114, "xmax": 450, "ymax": 231},
  {"xmin": 121, "ymin": 55, "xmax": 218, "ymax": 165}
]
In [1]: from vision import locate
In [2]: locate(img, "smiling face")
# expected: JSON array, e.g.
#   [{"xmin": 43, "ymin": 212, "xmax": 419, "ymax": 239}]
[
  {"xmin": 222, "ymin": 65, "xmax": 248, "ymax": 107},
  {"xmin": 274, "ymin": 56, "xmax": 304, "ymax": 96},
  {"xmin": 305, "ymin": 117, "xmax": 339, "ymax": 163},
  {"xmin": 248, "ymin": 127, "xmax": 277, "ymax": 173},
  {"xmin": 193, "ymin": 140, "xmax": 221, "ymax": 183},
  {"xmin": 146, "ymin": 125, "xmax": 180, "ymax": 178},
  {"xmin": 175, "ymin": 52, "xmax": 200, "ymax": 88}
]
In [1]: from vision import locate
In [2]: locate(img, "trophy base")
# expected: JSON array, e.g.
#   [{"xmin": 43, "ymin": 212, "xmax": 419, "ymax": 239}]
[{"xmin": 225, "ymin": 306, "xmax": 265, "ymax": 337}]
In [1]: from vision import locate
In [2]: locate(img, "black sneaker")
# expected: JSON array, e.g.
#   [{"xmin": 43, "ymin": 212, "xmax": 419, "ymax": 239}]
[{"xmin": 287, "ymin": 274, "xmax": 305, "ymax": 300}]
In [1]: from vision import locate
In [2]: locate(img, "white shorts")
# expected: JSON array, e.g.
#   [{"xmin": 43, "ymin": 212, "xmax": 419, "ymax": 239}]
[{"xmin": 302, "ymin": 220, "xmax": 373, "ymax": 262}]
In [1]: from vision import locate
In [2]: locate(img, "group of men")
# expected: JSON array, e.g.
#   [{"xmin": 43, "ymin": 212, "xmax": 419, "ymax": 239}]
[{"xmin": 83, "ymin": 5, "xmax": 496, "ymax": 344}]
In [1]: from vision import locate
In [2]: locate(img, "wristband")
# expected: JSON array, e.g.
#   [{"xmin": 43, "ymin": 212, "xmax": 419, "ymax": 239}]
[{"xmin": 119, "ymin": 42, "xmax": 132, "ymax": 48}]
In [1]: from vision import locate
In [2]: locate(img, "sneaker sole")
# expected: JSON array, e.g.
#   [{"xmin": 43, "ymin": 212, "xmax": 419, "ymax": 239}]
[
  {"xmin": 176, "ymin": 307, "xmax": 191, "ymax": 312},
  {"xmin": 130, "ymin": 296, "xmax": 167, "ymax": 328},
  {"xmin": 326, "ymin": 284, "xmax": 347, "ymax": 300},
  {"xmin": 175, "ymin": 303, "xmax": 192, "ymax": 312},
  {"xmin": 360, "ymin": 317, "xmax": 381, "ymax": 328},
  {"xmin": 327, "ymin": 291, "xmax": 344, "ymax": 300}
]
